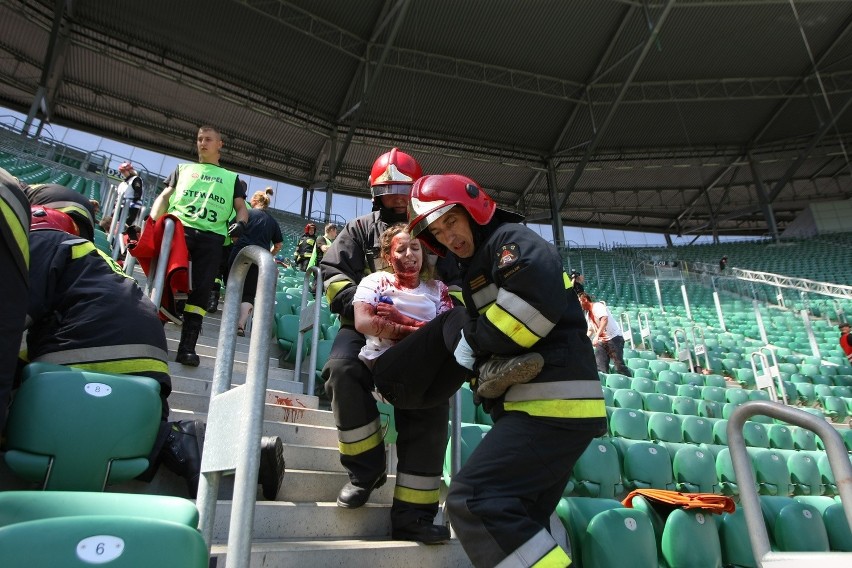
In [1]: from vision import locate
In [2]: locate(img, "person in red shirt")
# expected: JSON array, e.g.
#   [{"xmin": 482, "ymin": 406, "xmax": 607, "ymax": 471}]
[{"xmin": 840, "ymin": 322, "xmax": 852, "ymax": 365}]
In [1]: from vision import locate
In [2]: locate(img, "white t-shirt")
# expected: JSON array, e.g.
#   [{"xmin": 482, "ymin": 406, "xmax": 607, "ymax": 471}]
[
  {"xmin": 354, "ymin": 271, "xmax": 451, "ymax": 366},
  {"xmin": 587, "ymin": 301, "xmax": 622, "ymax": 342}
]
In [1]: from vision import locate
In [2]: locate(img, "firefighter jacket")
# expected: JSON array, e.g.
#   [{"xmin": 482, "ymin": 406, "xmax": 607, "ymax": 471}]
[
  {"xmin": 457, "ymin": 218, "xmax": 605, "ymax": 421},
  {"xmin": 25, "ymin": 229, "xmax": 171, "ymax": 397},
  {"xmin": 0, "ymin": 169, "xmax": 30, "ymax": 283},
  {"xmin": 320, "ymin": 211, "xmax": 391, "ymax": 325},
  {"xmin": 295, "ymin": 234, "xmax": 317, "ymax": 263}
]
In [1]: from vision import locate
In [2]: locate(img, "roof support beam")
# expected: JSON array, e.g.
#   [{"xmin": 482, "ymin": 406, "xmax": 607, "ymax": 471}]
[
  {"xmin": 747, "ymin": 152, "xmax": 780, "ymax": 242},
  {"xmin": 545, "ymin": 159, "xmax": 564, "ymax": 245},
  {"xmin": 325, "ymin": 0, "xmax": 411, "ymax": 183},
  {"xmin": 23, "ymin": 0, "xmax": 71, "ymax": 136},
  {"xmin": 542, "ymin": 0, "xmax": 675, "ymax": 221}
]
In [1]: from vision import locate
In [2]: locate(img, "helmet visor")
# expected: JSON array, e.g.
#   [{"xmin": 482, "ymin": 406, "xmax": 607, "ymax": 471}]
[
  {"xmin": 409, "ymin": 203, "xmax": 455, "ymax": 239},
  {"xmin": 372, "ymin": 183, "xmax": 412, "ymax": 198}
]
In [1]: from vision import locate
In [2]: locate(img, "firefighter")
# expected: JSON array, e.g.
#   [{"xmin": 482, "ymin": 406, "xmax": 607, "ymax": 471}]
[
  {"xmin": 407, "ymin": 174, "xmax": 608, "ymax": 567},
  {"xmin": 24, "ymin": 182, "xmax": 97, "ymax": 241},
  {"xmin": 24, "ymin": 206, "xmax": 283, "ymax": 500},
  {"xmin": 294, "ymin": 223, "xmax": 317, "ymax": 271},
  {"xmin": 0, "ymin": 168, "xmax": 29, "ymax": 431},
  {"xmin": 320, "ymin": 148, "xmax": 455, "ymax": 543}
]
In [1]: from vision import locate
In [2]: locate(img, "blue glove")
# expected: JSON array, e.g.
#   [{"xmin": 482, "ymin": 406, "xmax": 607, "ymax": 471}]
[{"xmin": 453, "ymin": 331, "xmax": 476, "ymax": 371}]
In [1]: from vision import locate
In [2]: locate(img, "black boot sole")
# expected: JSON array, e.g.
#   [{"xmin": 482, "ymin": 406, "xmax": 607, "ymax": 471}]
[
  {"xmin": 259, "ymin": 436, "xmax": 285, "ymax": 501},
  {"xmin": 336, "ymin": 474, "xmax": 388, "ymax": 509}
]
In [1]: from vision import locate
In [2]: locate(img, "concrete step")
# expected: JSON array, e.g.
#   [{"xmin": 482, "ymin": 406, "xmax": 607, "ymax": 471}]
[
  {"xmin": 210, "ymin": 538, "xmax": 472, "ymax": 568},
  {"xmin": 169, "ymin": 410, "xmax": 338, "ymax": 448},
  {"xmin": 165, "ymin": 336, "xmax": 251, "ymax": 358},
  {"xmin": 169, "ymin": 374, "xmax": 314, "ymax": 409},
  {"xmin": 279, "ymin": 469, "xmax": 393, "ymax": 504},
  {"xmin": 211, "ymin": 501, "xmax": 392, "ymax": 541},
  {"xmin": 283, "ymin": 443, "xmax": 347, "ymax": 472},
  {"xmin": 168, "ymin": 391, "xmax": 328, "ymax": 421},
  {"xmin": 166, "ymin": 362, "xmax": 303, "ymax": 394}
]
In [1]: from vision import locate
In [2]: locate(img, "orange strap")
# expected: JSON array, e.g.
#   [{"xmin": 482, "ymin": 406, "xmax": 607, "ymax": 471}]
[{"xmin": 622, "ymin": 488, "xmax": 735, "ymax": 514}]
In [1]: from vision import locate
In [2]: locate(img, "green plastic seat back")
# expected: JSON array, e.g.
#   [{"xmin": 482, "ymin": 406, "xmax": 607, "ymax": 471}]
[
  {"xmin": 669, "ymin": 361, "xmax": 690, "ymax": 374},
  {"xmin": 698, "ymin": 400, "xmax": 723, "ymax": 419},
  {"xmin": 657, "ymin": 370, "xmax": 681, "ymax": 384},
  {"xmin": 443, "ymin": 422, "xmax": 490, "ymax": 481},
  {"xmin": 5, "ymin": 370, "xmax": 161, "ymax": 491},
  {"xmin": 743, "ymin": 421, "xmax": 770, "ymax": 448},
  {"xmin": 787, "ymin": 452, "xmax": 821, "ymax": 496},
  {"xmin": 773, "ymin": 502, "xmax": 830, "ymax": 552},
  {"xmin": 601, "ymin": 385, "xmax": 614, "ymax": 406},
  {"xmin": 719, "ymin": 508, "xmax": 756, "ymax": 568},
  {"xmin": 0, "ymin": 515, "xmax": 207, "ymax": 568},
  {"xmin": 791, "ymin": 427, "xmax": 817, "ymax": 451},
  {"xmin": 655, "ymin": 380, "xmax": 678, "ymax": 396},
  {"xmin": 647, "ymin": 412, "xmax": 682, "ymax": 443},
  {"xmin": 583, "ymin": 508, "xmax": 658, "ymax": 568},
  {"xmin": 648, "ymin": 360, "xmax": 669, "ymax": 376},
  {"xmin": 795, "ymin": 383, "xmax": 816, "ymax": 404},
  {"xmin": 631, "ymin": 377, "xmax": 656, "ymax": 393},
  {"xmin": 671, "ymin": 395, "xmax": 698, "ymax": 416},
  {"xmin": 0, "ymin": 491, "xmax": 198, "ymax": 529},
  {"xmin": 768, "ymin": 424, "xmax": 794, "ymax": 450},
  {"xmin": 726, "ymin": 388, "xmax": 750, "ymax": 405},
  {"xmin": 661, "ymin": 508, "xmax": 722, "ymax": 568},
  {"xmin": 632, "ymin": 368, "xmax": 655, "ymax": 380},
  {"xmin": 753, "ymin": 450, "xmax": 791, "ymax": 496},
  {"xmin": 816, "ymin": 453, "xmax": 838, "ymax": 496},
  {"xmin": 570, "ymin": 437, "xmax": 623, "ymax": 498},
  {"xmin": 672, "ymin": 445, "xmax": 718, "ymax": 494},
  {"xmin": 676, "ymin": 384, "xmax": 701, "ymax": 399},
  {"xmin": 702, "ymin": 385, "xmax": 727, "ymax": 403},
  {"xmin": 376, "ymin": 401, "xmax": 398, "ymax": 445},
  {"xmin": 627, "ymin": 357, "xmax": 650, "ymax": 370},
  {"xmin": 712, "ymin": 418, "xmax": 730, "ymax": 445},
  {"xmin": 457, "ymin": 383, "xmax": 476, "ymax": 424},
  {"xmin": 609, "ymin": 408, "xmax": 648, "ymax": 440},
  {"xmin": 681, "ymin": 415, "xmax": 714, "ymax": 444},
  {"xmin": 702, "ymin": 374, "xmax": 727, "ymax": 388},
  {"xmin": 622, "ymin": 442, "xmax": 674, "ymax": 491},
  {"xmin": 613, "ymin": 388, "xmax": 643, "ymax": 410},
  {"xmin": 642, "ymin": 392, "xmax": 672, "ymax": 413},
  {"xmin": 605, "ymin": 374, "xmax": 631, "ymax": 390},
  {"xmin": 715, "ymin": 448, "xmax": 741, "ymax": 496},
  {"xmin": 822, "ymin": 502, "xmax": 852, "ymax": 552}
]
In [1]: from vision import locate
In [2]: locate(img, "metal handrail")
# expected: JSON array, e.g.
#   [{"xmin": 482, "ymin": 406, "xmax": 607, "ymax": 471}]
[
  {"xmin": 293, "ymin": 266, "xmax": 322, "ymax": 396},
  {"xmin": 196, "ymin": 245, "xmax": 277, "ymax": 566},
  {"xmin": 727, "ymin": 401, "xmax": 852, "ymax": 567},
  {"xmin": 147, "ymin": 217, "xmax": 175, "ymax": 310}
]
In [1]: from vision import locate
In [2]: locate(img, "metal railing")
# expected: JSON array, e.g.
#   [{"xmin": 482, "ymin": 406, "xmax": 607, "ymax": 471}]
[
  {"xmin": 292, "ymin": 266, "xmax": 322, "ymax": 396},
  {"xmin": 196, "ymin": 246, "xmax": 278, "ymax": 567},
  {"xmin": 727, "ymin": 401, "xmax": 852, "ymax": 567}
]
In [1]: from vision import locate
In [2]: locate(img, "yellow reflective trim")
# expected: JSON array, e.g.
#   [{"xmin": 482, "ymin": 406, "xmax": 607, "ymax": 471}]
[
  {"xmin": 70, "ymin": 241, "xmax": 97, "ymax": 259},
  {"xmin": 532, "ymin": 546, "xmax": 571, "ymax": 568},
  {"xmin": 326, "ymin": 279, "xmax": 352, "ymax": 304},
  {"xmin": 95, "ymin": 249, "xmax": 133, "ymax": 278},
  {"xmin": 338, "ymin": 430, "xmax": 383, "ymax": 456},
  {"xmin": 71, "ymin": 358, "xmax": 170, "ymax": 375},
  {"xmin": 503, "ymin": 399, "xmax": 606, "ymax": 419},
  {"xmin": 448, "ymin": 290, "xmax": 465, "ymax": 305},
  {"xmin": 485, "ymin": 304, "xmax": 539, "ymax": 348},
  {"xmin": 0, "ymin": 200, "xmax": 29, "ymax": 268},
  {"xmin": 564, "ymin": 272, "xmax": 571, "ymax": 289},
  {"xmin": 393, "ymin": 485, "xmax": 440, "ymax": 505},
  {"xmin": 184, "ymin": 304, "xmax": 207, "ymax": 317}
]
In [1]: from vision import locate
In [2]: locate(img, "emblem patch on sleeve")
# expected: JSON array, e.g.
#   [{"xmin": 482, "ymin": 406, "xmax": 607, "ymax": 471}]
[{"xmin": 497, "ymin": 243, "xmax": 520, "ymax": 269}]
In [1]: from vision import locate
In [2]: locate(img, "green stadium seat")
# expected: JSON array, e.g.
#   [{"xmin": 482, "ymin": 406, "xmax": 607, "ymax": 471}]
[
  {"xmin": 795, "ymin": 382, "xmax": 817, "ymax": 405},
  {"xmin": 609, "ymin": 408, "xmax": 648, "ymax": 440},
  {"xmin": 787, "ymin": 452, "xmax": 822, "ymax": 497},
  {"xmin": 627, "ymin": 358, "xmax": 650, "ymax": 371},
  {"xmin": 642, "ymin": 393, "xmax": 673, "ymax": 413},
  {"xmin": 311, "ymin": 339, "xmax": 334, "ymax": 395},
  {"xmin": 726, "ymin": 388, "xmax": 750, "ymax": 405},
  {"xmin": 719, "ymin": 508, "xmax": 756, "ymax": 567},
  {"xmin": 676, "ymin": 384, "xmax": 701, "ymax": 399},
  {"xmin": 443, "ymin": 422, "xmax": 489, "ymax": 481},
  {"xmin": 605, "ymin": 374, "xmax": 631, "ymax": 390},
  {"xmin": 601, "ymin": 386, "xmax": 614, "ymax": 407},
  {"xmin": 647, "ymin": 413, "xmax": 682, "ymax": 443},
  {"xmin": 748, "ymin": 389, "xmax": 771, "ymax": 402},
  {"xmin": 791, "ymin": 427, "xmax": 818, "ymax": 451},
  {"xmin": 713, "ymin": 419, "xmax": 730, "ymax": 445},
  {"xmin": 743, "ymin": 421, "xmax": 770, "ymax": 448},
  {"xmin": 697, "ymin": 400, "xmax": 723, "ymax": 419},
  {"xmin": 657, "ymin": 369, "xmax": 682, "ymax": 384},
  {"xmin": 648, "ymin": 360, "xmax": 669, "ymax": 376},
  {"xmin": 621, "ymin": 442, "xmax": 674, "ymax": 491},
  {"xmin": 715, "ymin": 448, "xmax": 743, "ymax": 497},
  {"xmin": 820, "ymin": 396, "xmax": 848, "ymax": 422},
  {"xmin": 661, "ymin": 508, "xmax": 723, "ymax": 568},
  {"xmin": 701, "ymin": 385, "xmax": 727, "ymax": 403},
  {"xmin": 632, "ymin": 368, "xmax": 655, "ymax": 380},
  {"xmin": 655, "ymin": 380, "xmax": 678, "ymax": 396},
  {"xmin": 569, "ymin": 438, "xmax": 623, "ymax": 498},
  {"xmin": 768, "ymin": 424, "xmax": 794, "ymax": 450},
  {"xmin": 630, "ymin": 377, "xmax": 656, "ymax": 393},
  {"xmin": 761, "ymin": 497, "xmax": 830, "ymax": 553},
  {"xmin": 681, "ymin": 415, "xmax": 714, "ymax": 444},
  {"xmin": 613, "ymin": 388, "xmax": 644, "ymax": 410},
  {"xmin": 753, "ymin": 449, "xmax": 792, "ymax": 496},
  {"xmin": 4, "ymin": 369, "xmax": 161, "ymax": 491},
  {"xmin": 672, "ymin": 445, "xmax": 718, "ymax": 494},
  {"xmin": 793, "ymin": 496, "xmax": 852, "ymax": 552},
  {"xmin": 557, "ymin": 498, "xmax": 657, "ymax": 568},
  {"xmin": 702, "ymin": 374, "xmax": 727, "ymax": 388},
  {"xmin": 671, "ymin": 395, "xmax": 698, "ymax": 416},
  {"xmin": 817, "ymin": 453, "xmax": 839, "ymax": 496},
  {"xmin": 669, "ymin": 361, "xmax": 690, "ymax": 374}
]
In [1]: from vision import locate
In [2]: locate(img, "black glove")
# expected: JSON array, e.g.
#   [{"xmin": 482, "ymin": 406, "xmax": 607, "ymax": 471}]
[
  {"xmin": 228, "ymin": 221, "xmax": 247, "ymax": 238},
  {"xmin": 329, "ymin": 285, "xmax": 357, "ymax": 321}
]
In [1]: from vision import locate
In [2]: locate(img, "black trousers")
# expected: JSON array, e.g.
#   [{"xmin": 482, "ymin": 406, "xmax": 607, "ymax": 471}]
[
  {"xmin": 446, "ymin": 413, "xmax": 606, "ymax": 567},
  {"xmin": 372, "ymin": 307, "xmax": 471, "ymax": 409},
  {"xmin": 183, "ymin": 227, "xmax": 225, "ymax": 314},
  {"xmin": 0, "ymin": 241, "xmax": 27, "ymax": 431}
]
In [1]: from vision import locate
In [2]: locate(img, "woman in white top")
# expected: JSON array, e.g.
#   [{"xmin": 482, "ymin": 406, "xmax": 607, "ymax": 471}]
[{"xmin": 353, "ymin": 223, "xmax": 454, "ymax": 369}]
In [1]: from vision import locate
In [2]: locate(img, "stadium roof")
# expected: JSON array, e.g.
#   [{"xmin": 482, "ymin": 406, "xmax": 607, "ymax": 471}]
[{"xmin": 1, "ymin": 0, "xmax": 851, "ymax": 239}]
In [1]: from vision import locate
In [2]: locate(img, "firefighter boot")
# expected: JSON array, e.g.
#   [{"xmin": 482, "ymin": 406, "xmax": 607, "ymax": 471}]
[
  {"xmin": 392, "ymin": 517, "xmax": 451, "ymax": 544},
  {"xmin": 176, "ymin": 312, "xmax": 202, "ymax": 366},
  {"xmin": 258, "ymin": 435, "xmax": 286, "ymax": 500},
  {"xmin": 337, "ymin": 473, "xmax": 388, "ymax": 509},
  {"xmin": 206, "ymin": 284, "xmax": 221, "ymax": 314},
  {"xmin": 475, "ymin": 352, "xmax": 545, "ymax": 399},
  {"xmin": 161, "ymin": 419, "xmax": 205, "ymax": 498}
]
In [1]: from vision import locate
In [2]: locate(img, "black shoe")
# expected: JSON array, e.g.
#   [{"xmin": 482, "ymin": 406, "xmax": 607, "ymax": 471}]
[
  {"xmin": 392, "ymin": 517, "xmax": 451, "ymax": 544},
  {"xmin": 206, "ymin": 289, "xmax": 220, "ymax": 314},
  {"xmin": 175, "ymin": 349, "xmax": 200, "ymax": 366},
  {"xmin": 161, "ymin": 420, "xmax": 205, "ymax": 498},
  {"xmin": 258, "ymin": 436, "xmax": 285, "ymax": 500},
  {"xmin": 336, "ymin": 473, "xmax": 387, "ymax": 509}
]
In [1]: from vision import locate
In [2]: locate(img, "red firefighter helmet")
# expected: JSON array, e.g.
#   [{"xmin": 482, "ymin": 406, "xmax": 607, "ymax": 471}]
[
  {"xmin": 304, "ymin": 223, "xmax": 316, "ymax": 234},
  {"xmin": 118, "ymin": 161, "xmax": 133, "ymax": 173},
  {"xmin": 369, "ymin": 148, "xmax": 422, "ymax": 201},
  {"xmin": 407, "ymin": 174, "xmax": 496, "ymax": 256},
  {"xmin": 30, "ymin": 206, "xmax": 80, "ymax": 235}
]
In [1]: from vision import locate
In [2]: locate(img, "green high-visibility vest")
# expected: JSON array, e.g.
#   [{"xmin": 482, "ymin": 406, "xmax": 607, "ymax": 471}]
[{"xmin": 169, "ymin": 163, "xmax": 238, "ymax": 235}]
